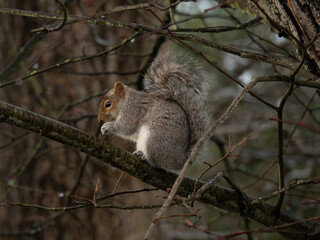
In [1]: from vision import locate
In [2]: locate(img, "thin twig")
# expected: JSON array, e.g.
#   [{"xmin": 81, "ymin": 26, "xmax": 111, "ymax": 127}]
[
  {"xmin": 255, "ymin": 177, "xmax": 320, "ymax": 203},
  {"xmin": 31, "ymin": 0, "xmax": 67, "ymax": 32},
  {"xmin": 270, "ymin": 118, "xmax": 320, "ymax": 134},
  {"xmin": 143, "ymin": 77, "xmax": 260, "ymax": 240},
  {"xmin": 190, "ymin": 133, "xmax": 252, "ymax": 204},
  {"xmin": 0, "ymin": 32, "xmax": 140, "ymax": 88},
  {"xmin": 112, "ymin": 171, "xmax": 125, "ymax": 194},
  {"xmin": 0, "ymin": 8, "xmax": 304, "ymax": 72},
  {"xmin": 2, "ymin": 202, "xmax": 165, "ymax": 211}
]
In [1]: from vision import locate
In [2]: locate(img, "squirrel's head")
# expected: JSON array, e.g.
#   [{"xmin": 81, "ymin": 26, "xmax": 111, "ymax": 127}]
[{"xmin": 98, "ymin": 82, "xmax": 126, "ymax": 123}]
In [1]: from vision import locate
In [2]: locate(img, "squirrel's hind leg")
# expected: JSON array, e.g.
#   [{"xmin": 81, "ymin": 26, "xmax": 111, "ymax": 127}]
[
  {"xmin": 133, "ymin": 150, "xmax": 147, "ymax": 161},
  {"xmin": 134, "ymin": 125, "xmax": 151, "ymax": 162}
]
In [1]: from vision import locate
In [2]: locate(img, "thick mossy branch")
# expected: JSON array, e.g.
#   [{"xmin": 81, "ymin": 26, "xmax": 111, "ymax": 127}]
[{"xmin": 0, "ymin": 101, "xmax": 318, "ymax": 240}]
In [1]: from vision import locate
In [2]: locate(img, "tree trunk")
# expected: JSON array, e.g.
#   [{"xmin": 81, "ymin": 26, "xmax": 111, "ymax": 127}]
[{"xmin": 227, "ymin": 0, "xmax": 320, "ymax": 76}]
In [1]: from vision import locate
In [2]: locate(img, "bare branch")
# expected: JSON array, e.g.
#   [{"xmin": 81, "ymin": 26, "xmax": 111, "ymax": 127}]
[
  {"xmin": 0, "ymin": 100, "xmax": 319, "ymax": 239},
  {"xmin": 0, "ymin": 8, "xmax": 307, "ymax": 73}
]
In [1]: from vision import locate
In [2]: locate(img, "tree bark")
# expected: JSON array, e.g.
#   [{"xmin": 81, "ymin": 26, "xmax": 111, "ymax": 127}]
[{"xmin": 226, "ymin": 0, "xmax": 320, "ymax": 76}]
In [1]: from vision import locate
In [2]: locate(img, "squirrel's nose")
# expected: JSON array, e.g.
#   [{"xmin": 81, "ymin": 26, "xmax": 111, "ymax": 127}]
[{"xmin": 97, "ymin": 115, "xmax": 102, "ymax": 123}]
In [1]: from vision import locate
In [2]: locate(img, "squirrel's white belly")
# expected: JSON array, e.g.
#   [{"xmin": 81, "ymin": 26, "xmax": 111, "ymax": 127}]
[{"xmin": 136, "ymin": 125, "xmax": 150, "ymax": 158}]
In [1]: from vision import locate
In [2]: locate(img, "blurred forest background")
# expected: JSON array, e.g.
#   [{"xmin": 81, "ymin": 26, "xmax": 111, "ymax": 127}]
[{"xmin": 0, "ymin": 0, "xmax": 319, "ymax": 239}]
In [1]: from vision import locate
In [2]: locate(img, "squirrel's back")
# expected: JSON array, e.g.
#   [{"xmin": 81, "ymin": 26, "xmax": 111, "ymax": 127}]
[{"xmin": 143, "ymin": 53, "xmax": 208, "ymax": 152}]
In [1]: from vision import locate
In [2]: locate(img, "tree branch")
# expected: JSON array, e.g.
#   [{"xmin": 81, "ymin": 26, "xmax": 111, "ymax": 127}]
[
  {"xmin": 0, "ymin": 7, "xmax": 308, "ymax": 74},
  {"xmin": 0, "ymin": 100, "xmax": 318, "ymax": 240}
]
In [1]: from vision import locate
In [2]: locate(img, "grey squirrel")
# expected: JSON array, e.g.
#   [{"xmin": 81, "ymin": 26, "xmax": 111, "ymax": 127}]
[{"xmin": 97, "ymin": 53, "xmax": 208, "ymax": 171}]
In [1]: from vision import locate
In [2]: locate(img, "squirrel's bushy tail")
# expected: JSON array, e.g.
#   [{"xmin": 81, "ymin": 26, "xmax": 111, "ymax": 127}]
[{"xmin": 144, "ymin": 53, "xmax": 208, "ymax": 151}]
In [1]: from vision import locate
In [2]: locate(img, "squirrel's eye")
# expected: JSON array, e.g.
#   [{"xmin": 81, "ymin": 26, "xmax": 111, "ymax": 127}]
[{"xmin": 105, "ymin": 101, "xmax": 112, "ymax": 108}]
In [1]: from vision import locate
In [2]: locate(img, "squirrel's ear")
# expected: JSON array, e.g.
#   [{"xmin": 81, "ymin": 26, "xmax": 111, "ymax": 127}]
[{"xmin": 114, "ymin": 82, "xmax": 125, "ymax": 98}]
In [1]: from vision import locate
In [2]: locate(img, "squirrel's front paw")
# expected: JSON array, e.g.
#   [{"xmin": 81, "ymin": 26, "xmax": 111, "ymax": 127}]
[
  {"xmin": 133, "ymin": 150, "xmax": 147, "ymax": 161},
  {"xmin": 101, "ymin": 122, "xmax": 114, "ymax": 135}
]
